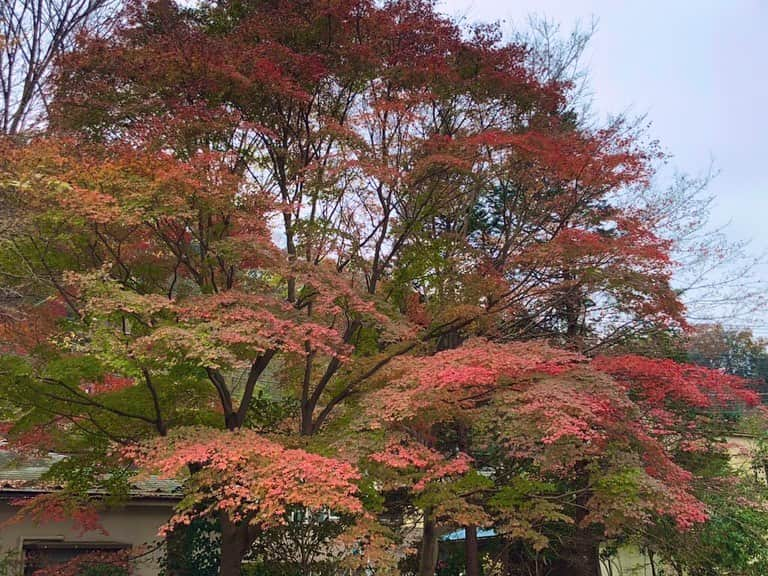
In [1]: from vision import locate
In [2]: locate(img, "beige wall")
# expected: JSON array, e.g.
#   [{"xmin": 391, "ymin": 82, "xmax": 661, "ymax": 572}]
[
  {"xmin": 600, "ymin": 546, "xmax": 659, "ymax": 576},
  {"xmin": 0, "ymin": 498, "xmax": 172, "ymax": 576}
]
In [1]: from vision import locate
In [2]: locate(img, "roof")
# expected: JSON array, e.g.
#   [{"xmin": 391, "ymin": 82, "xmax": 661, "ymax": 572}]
[{"xmin": 0, "ymin": 450, "xmax": 181, "ymax": 500}]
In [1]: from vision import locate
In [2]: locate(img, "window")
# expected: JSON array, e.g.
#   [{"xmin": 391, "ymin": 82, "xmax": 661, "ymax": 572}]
[{"xmin": 22, "ymin": 540, "xmax": 129, "ymax": 575}]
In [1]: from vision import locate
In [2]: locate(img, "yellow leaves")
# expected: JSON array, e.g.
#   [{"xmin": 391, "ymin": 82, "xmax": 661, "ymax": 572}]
[
  {"xmin": 132, "ymin": 326, "xmax": 241, "ymax": 370},
  {"xmin": 71, "ymin": 272, "xmax": 174, "ymax": 318}
]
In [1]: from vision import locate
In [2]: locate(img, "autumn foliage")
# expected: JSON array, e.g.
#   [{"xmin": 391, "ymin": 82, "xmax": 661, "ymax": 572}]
[
  {"xmin": 126, "ymin": 427, "xmax": 364, "ymax": 531},
  {"xmin": 0, "ymin": 0, "xmax": 764, "ymax": 575},
  {"xmin": 362, "ymin": 340, "xmax": 757, "ymax": 544},
  {"xmin": 29, "ymin": 549, "xmax": 133, "ymax": 576}
]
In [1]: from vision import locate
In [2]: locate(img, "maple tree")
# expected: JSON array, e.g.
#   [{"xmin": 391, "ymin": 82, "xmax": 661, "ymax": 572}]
[
  {"xmin": 0, "ymin": 1, "xmax": 764, "ymax": 575},
  {"xmin": 356, "ymin": 339, "xmax": 759, "ymax": 575}
]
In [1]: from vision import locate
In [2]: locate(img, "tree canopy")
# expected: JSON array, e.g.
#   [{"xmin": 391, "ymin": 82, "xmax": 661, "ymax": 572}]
[{"xmin": 0, "ymin": 1, "xmax": 765, "ymax": 576}]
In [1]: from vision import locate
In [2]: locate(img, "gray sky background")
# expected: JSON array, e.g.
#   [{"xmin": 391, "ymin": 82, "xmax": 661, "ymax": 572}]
[{"xmin": 440, "ymin": 0, "xmax": 768, "ymax": 331}]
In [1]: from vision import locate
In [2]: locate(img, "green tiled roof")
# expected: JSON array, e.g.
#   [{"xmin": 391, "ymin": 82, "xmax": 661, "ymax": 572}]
[{"xmin": 0, "ymin": 450, "xmax": 181, "ymax": 499}]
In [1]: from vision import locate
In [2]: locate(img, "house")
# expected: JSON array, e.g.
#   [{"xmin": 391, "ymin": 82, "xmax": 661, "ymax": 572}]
[{"xmin": 0, "ymin": 451, "xmax": 178, "ymax": 576}]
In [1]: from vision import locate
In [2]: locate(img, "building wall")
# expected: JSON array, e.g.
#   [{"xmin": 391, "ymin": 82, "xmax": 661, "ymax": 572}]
[
  {"xmin": 0, "ymin": 499, "xmax": 173, "ymax": 576},
  {"xmin": 600, "ymin": 546, "xmax": 660, "ymax": 576}
]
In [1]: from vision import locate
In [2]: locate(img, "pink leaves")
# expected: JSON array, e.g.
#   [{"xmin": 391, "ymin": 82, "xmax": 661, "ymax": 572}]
[
  {"xmin": 369, "ymin": 439, "xmax": 472, "ymax": 492},
  {"xmin": 364, "ymin": 339, "xmax": 745, "ymax": 534},
  {"xmin": 175, "ymin": 290, "xmax": 354, "ymax": 362},
  {"xmin": 367, "ymin": 339, "xmax": 584, "ymax": 423},
  {"xmin": 370, "ymin": 440, "xmax": 443, "ymax": 470},
  {"xmin": 663, "ymin": 487, "xmax": 709, "ymax": 530}
]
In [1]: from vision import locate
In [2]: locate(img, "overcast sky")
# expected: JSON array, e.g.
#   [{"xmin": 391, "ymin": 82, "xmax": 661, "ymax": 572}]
[{"xmin": 440, "ymin": 0, "xmax": 768, "ymax": 330}]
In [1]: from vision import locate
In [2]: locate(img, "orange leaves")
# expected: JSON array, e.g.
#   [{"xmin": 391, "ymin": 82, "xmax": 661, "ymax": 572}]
[
  {"xmin": 126, "ymin": 428, "xmax": 363, "ymax": 532},
  {"xmin": 0, "ymin": 298, "xmax": 67, "ymax": 354},
  {"xmin": 60, "ymin": 184, "xmax": 123, "ymax": 226},
  {"xmin": 3, "ymin": 138, "xmax": 120, "ymax": 225},
  {"xmin": 31, "ymin": 136, "xmax": 243, "ymax": 206}
]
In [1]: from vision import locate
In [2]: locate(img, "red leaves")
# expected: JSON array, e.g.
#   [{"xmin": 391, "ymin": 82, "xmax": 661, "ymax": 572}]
[
  {"xmin": 0, "ymin": 298, "xmax": 68, "ymax": 354},
  {"xmin": 6, "ymin": 493, "xmax": 105, "ymax": 536},
  {"xmin": 176, "ymin": 290, "xmax": 352, "ymax": 361},
  {"xmin": 593, "ymin": 354, "xmax": 759, "ymax": 408},
  {"xmin": 29, "ymin": 549, "xmax": 133, "ymax": 576},
  {"xmin": 1, "ymin": 0, "xmax": 756, "ymax": 559},
  {"xmin": 363, "ymin": 339, "xmax": 756, "ymax": 534},
  {"xmin": 2, "ymin": 423, "xmax": 59, "ymax": 454}
]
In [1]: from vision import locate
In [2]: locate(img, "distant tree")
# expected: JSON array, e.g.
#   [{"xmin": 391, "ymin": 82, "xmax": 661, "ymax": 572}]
[
  {"xmin": 686, "ymin": 324, "xmax": 768, "ymax": 393},
  {"xmin": 0, "ymin": 0, "xmax": 116, "ymax": 136}
]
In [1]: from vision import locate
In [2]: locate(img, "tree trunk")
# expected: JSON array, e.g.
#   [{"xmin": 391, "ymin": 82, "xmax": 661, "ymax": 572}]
[
  {"xmin": 219, "ymin": 513, "xmax": 250, "ymax": 576},
  {"xmin": 649, "ymin": 551, "xmax": 657, "ymax": 576},
  {"xmin": 500, "ymin": 542, "xmax": 513, "ymax": 576},
  {"xmin": 465, "ymin": 524, "xmax": 480, "ymax": 576},
  {"xmin": 418, "ymin": 507, "xmax": 439, "ymax": 576},
  {"xmin": 549, "ymin": 484, "xmax": 600, "ymax": 576},
  {"xmin": 547, "ymin": 532, "xmax": 600, "ymax": 576},
  {"xmin": 300, "ymin": 401, "xmax": 315, "ymax": 435}
]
